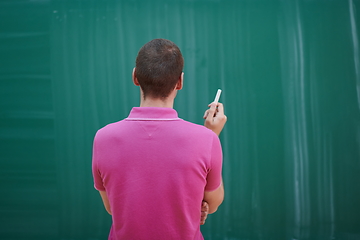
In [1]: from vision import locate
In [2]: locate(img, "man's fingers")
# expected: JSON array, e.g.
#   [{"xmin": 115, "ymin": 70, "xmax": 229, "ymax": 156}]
[
  {"xmin": 205, "ymin": 103, "xmax": 217, "ymax": 122},
  {"xmin": 203, "ymin": 109, "xmax": 209, "ymax": 119},
  {"xmin": 216, "ymin": 102, "xmax": 224, "ymax": 115},
  {"xmin": 200, "ymin": 201, "xmax": 209, "ymax": 225},
  {"xmin": 200, "ymin": 211, "xmax": 208, "ymax": 225},
  {"xmin": 202, "ymin": 201, "xmax": 209, "ymax": 211}
]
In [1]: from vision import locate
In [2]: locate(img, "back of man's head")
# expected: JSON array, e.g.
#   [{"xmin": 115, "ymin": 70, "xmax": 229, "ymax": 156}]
[{"xmin": 135, "ymin": 39, "xmax": 184, "ymax": 99}]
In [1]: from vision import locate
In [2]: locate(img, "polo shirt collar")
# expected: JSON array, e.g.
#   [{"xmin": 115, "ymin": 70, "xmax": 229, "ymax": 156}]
[{"xmin": 126, "ymin": 107, "xmax": 180, "ymax": 121}]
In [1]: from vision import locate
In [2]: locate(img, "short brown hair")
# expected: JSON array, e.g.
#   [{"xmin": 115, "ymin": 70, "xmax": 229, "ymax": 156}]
[{"xmin": 135, "ymin": 39, "xmax": 184, "ymax": 99}]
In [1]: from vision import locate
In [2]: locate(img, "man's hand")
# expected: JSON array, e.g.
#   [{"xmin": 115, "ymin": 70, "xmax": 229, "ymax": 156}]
[
  {"xmin": 203, "ymin": 102, "xmax": 227, "ymax": 136},
  {"xmin": 200, "ymin": 201, "xmax": 209, "ymax": 225}
]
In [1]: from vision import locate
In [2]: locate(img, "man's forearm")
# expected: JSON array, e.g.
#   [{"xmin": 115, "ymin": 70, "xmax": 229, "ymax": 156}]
[
  {"xmin": 99, "ymin": 191, "xmax": 112, "ymax": 215},
  {"xmin": 203, "ymin": 181, "xmax": 224, "ymax": 214}
]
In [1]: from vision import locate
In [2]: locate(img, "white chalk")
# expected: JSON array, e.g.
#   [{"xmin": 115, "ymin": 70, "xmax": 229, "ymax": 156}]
[{"xmin": 213, "ymin": 89, "xmax": 222, "ymax": 104}]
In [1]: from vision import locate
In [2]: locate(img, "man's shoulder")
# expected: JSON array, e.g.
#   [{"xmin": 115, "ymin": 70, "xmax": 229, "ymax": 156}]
[
  {"xmin": 95, "ymin": 119, "xmax": 126, "ymax": 137},
  {"xmin": 178, "ymin": 119, "xmax": 218, "ymax": 138}
]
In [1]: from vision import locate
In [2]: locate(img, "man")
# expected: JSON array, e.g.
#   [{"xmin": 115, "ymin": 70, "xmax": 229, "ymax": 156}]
[{"xmin": 92, "ymin": 38, "xmax": 227, "ymax": 239}]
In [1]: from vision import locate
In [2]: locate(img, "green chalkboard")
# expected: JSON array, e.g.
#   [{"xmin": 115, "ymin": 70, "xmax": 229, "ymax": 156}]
[{"xmin": 1, "ymin": 0, "xmax": 360, "ymax": 239}]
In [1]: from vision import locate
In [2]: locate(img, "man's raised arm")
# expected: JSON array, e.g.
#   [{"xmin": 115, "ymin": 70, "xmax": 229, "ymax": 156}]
[{"xmin": 202, "ymin": 102, "xmax": 227, "ymax": 214}]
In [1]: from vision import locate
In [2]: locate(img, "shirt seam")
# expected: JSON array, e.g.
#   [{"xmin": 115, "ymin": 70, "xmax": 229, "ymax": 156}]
[{"xmin": 125, "ymin": 118, "xmax": 181, "ymax": 121}]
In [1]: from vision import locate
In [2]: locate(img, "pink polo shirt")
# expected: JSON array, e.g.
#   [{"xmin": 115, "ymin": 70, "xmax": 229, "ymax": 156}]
[{"xmin": 92, "ymin": 107, "xmax": 223, "ymax": 240}]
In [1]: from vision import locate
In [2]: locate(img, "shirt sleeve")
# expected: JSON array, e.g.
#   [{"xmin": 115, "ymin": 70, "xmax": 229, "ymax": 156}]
[
  {"xmin": 204, "ymin": 133, "xmax": 223, "ymax": 191},
  {"xmin": 92, "ymin": 133, "xmax": 106, "ymax": 191}
]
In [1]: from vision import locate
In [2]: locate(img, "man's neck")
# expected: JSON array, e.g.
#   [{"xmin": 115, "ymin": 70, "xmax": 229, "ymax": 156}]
[{"xmin": 139, "ymin": 97, "xmax": 174, "ymax": 108}]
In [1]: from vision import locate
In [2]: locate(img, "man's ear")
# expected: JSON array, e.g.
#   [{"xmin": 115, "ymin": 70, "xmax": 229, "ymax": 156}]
[
  {"xmin": 132, "ymin": 67, "xmax": 140, "ymax": 86},
  {"xmin": 175, "ymin": 72, "xmax": 184, "ymax": 90}
]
